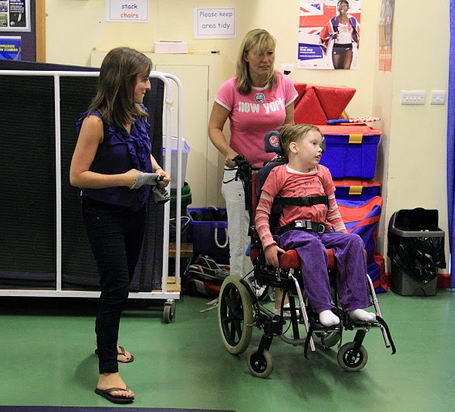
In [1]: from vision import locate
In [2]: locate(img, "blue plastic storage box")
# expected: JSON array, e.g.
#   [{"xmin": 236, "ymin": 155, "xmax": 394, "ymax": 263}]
[
  {"xmin": 188, "ymin": 207, "xmax": 229, "ymax": 264},
  {"xmin": 318, "ymin": 125, "xmax": 381, "ymax": 179}
]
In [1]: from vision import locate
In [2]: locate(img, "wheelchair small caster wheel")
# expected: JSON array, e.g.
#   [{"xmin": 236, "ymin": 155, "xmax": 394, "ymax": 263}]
[
  {"xmin": 313, "ymin": 330, "xmax": 341, "ymax": 349},
  {"xmin": 337, "ymin": 342, "xmax": 368, "ymax": 371},
  {"xmin": 163, "ymin": 300, "xmax": 175, "ymax": 324},
  {"xmin": 247, "ymin": 349, "xmax": 273, "ymax": 378}
]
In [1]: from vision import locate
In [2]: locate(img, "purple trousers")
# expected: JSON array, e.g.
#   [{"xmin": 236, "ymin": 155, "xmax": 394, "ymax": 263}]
[{"xmin": 278, "ymin": 230, "xmax": 371, "ymax": 313}]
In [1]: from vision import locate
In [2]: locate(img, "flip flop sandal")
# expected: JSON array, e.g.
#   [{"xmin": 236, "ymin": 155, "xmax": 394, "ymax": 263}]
[
  {"xmin": 94, "ymin": 346, "xmax": 135, "ymax": 363},
  {"xmin": 117, "ymin": 345, "xmax": 135, "ymax": 363},
  {"xmin": 95, "ymin": 387, "xmax": 135, "ymax": 404}
]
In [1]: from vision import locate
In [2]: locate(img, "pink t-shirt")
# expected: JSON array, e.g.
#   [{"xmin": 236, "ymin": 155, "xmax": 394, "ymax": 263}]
[
  {"xmin": 262, "ymin": 164, "xmax": 336, "ymax": 228},
  {"xmin": 215, "ymin": 73, "xmax": 298, "ymax": 166}
]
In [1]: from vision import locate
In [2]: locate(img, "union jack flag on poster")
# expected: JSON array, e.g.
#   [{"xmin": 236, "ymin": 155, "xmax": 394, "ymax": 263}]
[{"xmin": 298, "ymin": 0, "xmax": 361, "ymax": 70}]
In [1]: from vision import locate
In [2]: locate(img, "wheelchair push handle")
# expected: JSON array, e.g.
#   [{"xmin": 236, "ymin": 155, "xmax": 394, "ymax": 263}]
[
  {"xmin": 233, "ymin": 154, "xmax": 249, "ymax": 168},
  {"xmin": 233, "ymin": 155, "xmax": 262, "ymax": 171}
]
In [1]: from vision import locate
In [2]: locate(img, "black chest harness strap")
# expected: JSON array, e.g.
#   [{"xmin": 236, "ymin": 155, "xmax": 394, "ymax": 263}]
[
  {"xmin": 272, "ymin": 195, "xmax": 330, "ymax": 236},
  {"xmin": 274, "ymin": 195, "xmax": 329, "ymax": 207}
]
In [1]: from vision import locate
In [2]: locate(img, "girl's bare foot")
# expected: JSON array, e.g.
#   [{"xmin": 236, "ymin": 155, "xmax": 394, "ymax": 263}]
[{"xmin": 96, "ymin": 372, "xmax": 135, "ymax": 399}]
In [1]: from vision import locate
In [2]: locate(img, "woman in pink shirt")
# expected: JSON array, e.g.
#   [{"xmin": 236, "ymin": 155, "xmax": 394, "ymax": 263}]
[{"xmin": 208, "ymin": 28, "xmax": 298, "ymax": 284}]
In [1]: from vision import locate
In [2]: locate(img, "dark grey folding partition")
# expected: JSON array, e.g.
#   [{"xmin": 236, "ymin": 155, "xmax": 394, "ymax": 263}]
[
  {"xmin": 0, "ymin": 72, "xmax": 56, "ymax": 286},
  {"xmin": 0, "ymin": 60, "xmax": 168, "ymax": 295}
]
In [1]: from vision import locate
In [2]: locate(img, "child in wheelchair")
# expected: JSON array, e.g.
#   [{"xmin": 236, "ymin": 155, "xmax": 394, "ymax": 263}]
[
  {"xmin": 217, "ymin": 123, "xmax": 395, "ymax": 376},
  {"xmin": 255, "ymin": 123, "xmax": 376, "ymax": 327}
]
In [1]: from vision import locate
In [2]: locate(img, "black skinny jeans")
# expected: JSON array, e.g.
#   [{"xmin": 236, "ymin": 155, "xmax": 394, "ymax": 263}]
[{"xmin": 82, "ymin": 197, "xmax": 146, "ymax": 373}]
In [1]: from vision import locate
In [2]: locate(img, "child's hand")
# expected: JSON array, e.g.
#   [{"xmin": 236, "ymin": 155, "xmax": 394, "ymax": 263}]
[{"xmin": 264, "ymin": 244, "xmax": 285, "ymax": 268}]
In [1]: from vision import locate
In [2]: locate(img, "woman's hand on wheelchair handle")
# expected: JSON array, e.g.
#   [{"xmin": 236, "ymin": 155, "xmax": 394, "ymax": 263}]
[
  {"xmin": 224, "ymin": 148, "xmax": 239, "ymax": 167},
  {"xmin": 265, "ymin": 244, "xmax": 285, "ymax": 268}
]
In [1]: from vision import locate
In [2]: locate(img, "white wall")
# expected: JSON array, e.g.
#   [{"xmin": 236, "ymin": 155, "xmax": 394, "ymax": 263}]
[
  {"xmin": 374, "ymin": 0, "xmax": 450, "ymax": 264},
  {"xmin": 45, "ymin": 0, "xmax": 450, "ymax": 267},
  {"xmin": 46, "ymin": 0, "xmax": 379, "ymax": 116}
]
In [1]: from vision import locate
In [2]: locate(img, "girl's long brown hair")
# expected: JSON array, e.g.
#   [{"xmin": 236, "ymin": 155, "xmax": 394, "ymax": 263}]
[{"xmin": 89, "ymin": 47, "xmax": 152, "ymax": 127}]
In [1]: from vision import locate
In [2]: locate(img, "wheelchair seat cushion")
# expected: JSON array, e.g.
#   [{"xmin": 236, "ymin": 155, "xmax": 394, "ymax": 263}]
[{"xmin": 279, "ymin": 248, "xmax": 336, "ymax": 270}]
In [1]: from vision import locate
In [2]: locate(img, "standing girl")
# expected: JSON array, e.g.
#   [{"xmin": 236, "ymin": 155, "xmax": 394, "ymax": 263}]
[{"xmin": 70, "ymin": 47, "xmax": 169, "ymax": 404}]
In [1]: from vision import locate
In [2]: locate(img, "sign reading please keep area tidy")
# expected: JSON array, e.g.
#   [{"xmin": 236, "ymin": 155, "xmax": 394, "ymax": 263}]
[
  {"xmin": 194, "ymin": 8, "xmax": 236, "ymax": 38},
  {"xmin": 107, "ymin": 0, "xmax": 148, "ymax": 22}
]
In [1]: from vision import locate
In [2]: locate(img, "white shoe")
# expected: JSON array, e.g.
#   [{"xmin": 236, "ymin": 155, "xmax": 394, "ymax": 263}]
[
  {"xmin": 348, "ymin": 309, "xmax": 376, "ymax": 323},
  {"xmin": 319, "ymin": 310, "xmax": 340, "ymax": 327}
]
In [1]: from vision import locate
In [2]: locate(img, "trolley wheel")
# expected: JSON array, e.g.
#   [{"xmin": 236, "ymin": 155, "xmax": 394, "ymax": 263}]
[
  {"xmin": 218, "ymin": 275, "xmax": 254, "ymax": 354},
  {"xmin": 163, "ymin": 300, "xmax": 175, "ymax": 324},
  {"xmin": 313, "ymin": 330, "xmax": 341, "ymax": 349},
  {"xmin": 247, "ymin": 349, "xmax": 273, "ymax": 378},
  {"xmin": 337, "ymin": 342, "xmax": 368, "ymax": 371}
]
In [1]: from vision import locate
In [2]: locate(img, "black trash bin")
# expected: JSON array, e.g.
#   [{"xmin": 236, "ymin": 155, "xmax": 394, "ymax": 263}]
[{"xmin": 388, "ymin": 208, "xmax": 446, "ymax": 296}]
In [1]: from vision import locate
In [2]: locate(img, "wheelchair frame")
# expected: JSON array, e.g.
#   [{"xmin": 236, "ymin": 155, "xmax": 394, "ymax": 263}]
[{"xmin": 217, "ymin": 156, "xmax": 395, "ymax": 378}]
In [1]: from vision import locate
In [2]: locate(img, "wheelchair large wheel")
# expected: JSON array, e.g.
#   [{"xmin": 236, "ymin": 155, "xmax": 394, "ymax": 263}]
[
  {"xmin": 247, "ymin": 349, "xmax": 273, "ymax": 378},
  {"xmin": 337, "ymin": 342, "xmax": 368, "ymax": 371},
  {"xmin": 313, "ymin": 330, "xmax": 341, "ymax": 349},
  {"xmin": 218, "ymin": 275, "xmax": 254, "ymax": 355}
]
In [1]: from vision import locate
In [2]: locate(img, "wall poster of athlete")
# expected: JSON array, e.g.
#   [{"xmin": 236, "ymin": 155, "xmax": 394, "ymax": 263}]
[{"xmin": 298, "ymin": 0, "xmax": 361, "ymax": 70}]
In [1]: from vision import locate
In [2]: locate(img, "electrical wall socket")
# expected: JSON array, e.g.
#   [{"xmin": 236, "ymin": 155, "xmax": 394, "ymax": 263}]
[
  {"xmin": 401, "ymin": 90, "xmax": 426, "ymax": 105},
  {"xmin": 431, "ymin": 90, "xmax": 446, "ymax": 105}
]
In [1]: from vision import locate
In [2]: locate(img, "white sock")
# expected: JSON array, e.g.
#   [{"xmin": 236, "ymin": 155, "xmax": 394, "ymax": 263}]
[
  {"xmin": 319, "ymin": 310, "xmax": 340, "ymax": 327},
  {"xmin": 348, "ymin": 309, "xmax": 376, "ymax": 322}
]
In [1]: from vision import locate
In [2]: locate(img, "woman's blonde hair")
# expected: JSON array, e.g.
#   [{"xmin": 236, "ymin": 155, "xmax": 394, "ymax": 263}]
[
  {"xmin": 89, "ymin": 47, "xmax": 152, "ymax": 127},
  {"xmin": 236, "ymin": 29, "xmax": 277, "ymax": 95},
  {"xmin": 279, "ymin": 123, "xmax": 322, "ymax": 157}
]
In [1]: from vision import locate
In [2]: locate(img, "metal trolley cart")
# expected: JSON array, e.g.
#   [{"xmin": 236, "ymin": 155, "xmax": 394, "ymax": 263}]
[{"xmin": 0, "ymin": 68, "xmax": 185, "ymax": 322}]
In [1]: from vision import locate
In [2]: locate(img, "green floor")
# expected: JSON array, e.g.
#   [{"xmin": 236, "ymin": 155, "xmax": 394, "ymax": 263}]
[{"xmin": 1, "ymin": 289, "xmax": 455, "ymax": 412}]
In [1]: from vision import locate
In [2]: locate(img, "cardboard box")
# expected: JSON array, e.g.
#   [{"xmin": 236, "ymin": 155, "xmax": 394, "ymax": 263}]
[{"xmin": 154, "ymin": 41, "xmax": 188, "ymax": 54}]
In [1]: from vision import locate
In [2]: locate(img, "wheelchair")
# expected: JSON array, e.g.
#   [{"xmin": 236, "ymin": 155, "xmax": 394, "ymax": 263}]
[{"xmin": 217, "ymin": 133, "xmax": 396, "ymax": 378}]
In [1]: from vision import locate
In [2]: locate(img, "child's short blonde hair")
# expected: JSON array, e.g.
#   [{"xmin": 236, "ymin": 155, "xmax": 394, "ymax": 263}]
[{"xmin": 278, "ymin": 124, "xmax": 321, "ymax": 157}]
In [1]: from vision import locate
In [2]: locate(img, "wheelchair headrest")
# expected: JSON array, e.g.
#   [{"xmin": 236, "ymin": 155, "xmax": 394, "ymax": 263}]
[
  {"xmin": 256, "ymin": 158, "xmax": 286, "ymax": 198},
  {"xmin": 264, "ymin": 130, "xmax": 284, "ymax": 156},
  {"xmin": 263, "ymin": 128, "xmax": 327, "ymax": 156}
]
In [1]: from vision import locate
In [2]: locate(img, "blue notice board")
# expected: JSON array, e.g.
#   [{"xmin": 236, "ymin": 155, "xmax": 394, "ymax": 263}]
[{"xmin": 0, "ymin": 36, "xmax": 21, "ymax": 60}]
